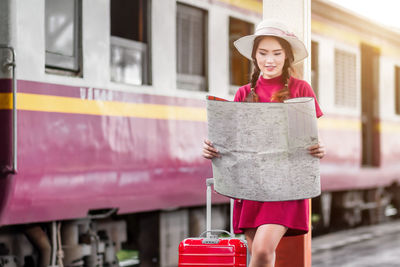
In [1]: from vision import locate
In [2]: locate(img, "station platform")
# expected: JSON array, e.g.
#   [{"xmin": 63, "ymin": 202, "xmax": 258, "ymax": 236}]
[{"xmin": 312, "ymin": 220, "xmax": 400, "ymax": 266}]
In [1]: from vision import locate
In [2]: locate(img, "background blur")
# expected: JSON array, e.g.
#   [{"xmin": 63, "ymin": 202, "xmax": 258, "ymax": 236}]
[{"xmin": 1, "ymin": 0, "xmax": 400, "ymax": 266}]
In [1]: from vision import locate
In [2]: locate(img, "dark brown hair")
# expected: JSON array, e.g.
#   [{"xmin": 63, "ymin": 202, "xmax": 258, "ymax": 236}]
[{"xmin": 245, "ymin": 36, "xmax": 295, "ymax": 102}]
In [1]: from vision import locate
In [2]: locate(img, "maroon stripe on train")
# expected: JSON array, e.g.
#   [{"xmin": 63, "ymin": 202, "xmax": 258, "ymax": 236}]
[
  {"xmin": 0, "ymin": 79, "xmax": 12, "ymax": 93},
  {"xmin": 0, "ymin": 105, "xmax": 216, "ymax": 225},
  {"xmin": 0, "ymin": 78, "xmax": 13, "ymax": 174},
  {"xmin": 0, "ymin": 110, "xmax": 12, "ymax": 173},
  {"xmin": 3, "ymin": 79, "xmax": 399, "ymax": 226},
  {"xmin": 0, "ymin": 79, "xmax": 13, "ymax": 223},
  {"xmin": 0, "ymin": 79, "xmax": 216, "ymax": 225}
]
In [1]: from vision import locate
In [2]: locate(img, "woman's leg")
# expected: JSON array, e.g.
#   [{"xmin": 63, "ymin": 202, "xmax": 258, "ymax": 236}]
[
  {"xmin": 249, "ymin": 224, "xmax": 288, "ymax": 267},
  {"xmin": 244, "ymin": 228, "xmax": 257, "ymax": 254}
]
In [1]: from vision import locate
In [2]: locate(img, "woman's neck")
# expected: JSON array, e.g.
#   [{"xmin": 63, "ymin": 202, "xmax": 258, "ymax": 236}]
[{"xmin": 259, "ymin": 74, "xmax": 283, "ymax": 85}]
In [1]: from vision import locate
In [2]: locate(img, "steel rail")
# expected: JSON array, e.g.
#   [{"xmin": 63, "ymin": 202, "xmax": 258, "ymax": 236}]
[{"xmin": 0, "ymin": 45, "xmax": 17, "ymax": 173}]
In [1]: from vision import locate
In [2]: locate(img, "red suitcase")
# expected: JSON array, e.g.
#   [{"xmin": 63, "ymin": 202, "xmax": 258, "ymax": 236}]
[{"xmin": 178, "ymin": 179, "xmax": 248, "ymax": 266}]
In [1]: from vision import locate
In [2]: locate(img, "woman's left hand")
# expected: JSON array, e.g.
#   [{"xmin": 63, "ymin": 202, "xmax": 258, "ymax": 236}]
[{"xmin": 308, "ymin": 140, "xmax": 326, "ymax": 159}]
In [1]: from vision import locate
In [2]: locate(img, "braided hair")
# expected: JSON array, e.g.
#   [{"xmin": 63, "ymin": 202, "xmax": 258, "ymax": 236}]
[{"xmin": 245, "ymin": 36, "xmax": 295, "ymax": 103}]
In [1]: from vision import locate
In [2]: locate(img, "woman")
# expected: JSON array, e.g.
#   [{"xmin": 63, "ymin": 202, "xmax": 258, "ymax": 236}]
[{"xmin": 203, "ymin": 20, "xmax": 326, "ymax": 267}]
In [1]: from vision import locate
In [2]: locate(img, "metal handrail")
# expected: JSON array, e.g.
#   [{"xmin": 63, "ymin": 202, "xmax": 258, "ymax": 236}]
[{"xmin": 0, "ymin": 45, "xmax": 17, "ymax": 173}]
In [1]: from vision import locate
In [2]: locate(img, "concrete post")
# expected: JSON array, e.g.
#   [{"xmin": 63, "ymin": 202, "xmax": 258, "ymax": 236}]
[
  {"xmin": 263, "ymin": 0, "xmax": 312, "ymax": 82},
  {"xmin": 262, "ymin": 1, "xmax": 312, "ymax": 266}
]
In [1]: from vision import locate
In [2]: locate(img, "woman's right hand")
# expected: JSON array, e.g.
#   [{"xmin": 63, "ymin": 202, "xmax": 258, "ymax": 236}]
[{"xmin": 202, "ymin": 139, "xmax": 220, "ymax": 159}]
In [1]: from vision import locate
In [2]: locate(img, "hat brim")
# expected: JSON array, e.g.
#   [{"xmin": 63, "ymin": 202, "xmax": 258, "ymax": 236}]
[{"xmin": 233, "ymin": 34, "xmax": 308, "ymax": 65}]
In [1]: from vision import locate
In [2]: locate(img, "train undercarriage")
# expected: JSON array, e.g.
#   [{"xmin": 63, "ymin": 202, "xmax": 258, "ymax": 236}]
[
  {"xmin": 312, "ymin": 183, "xmax": 400, "ymax": 235},
  {"xmin": 1, "ymin": 184, "xmax": 400, "ymax": 267}
]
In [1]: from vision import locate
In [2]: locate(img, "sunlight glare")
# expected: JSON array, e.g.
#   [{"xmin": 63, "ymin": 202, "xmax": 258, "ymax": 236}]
[{"xmin": 328, "ymin": 0, "xmax": 400, "ymax": 31}]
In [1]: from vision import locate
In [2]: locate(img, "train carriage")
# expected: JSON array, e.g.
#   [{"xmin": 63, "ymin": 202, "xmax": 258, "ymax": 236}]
[
  {"xmin": 0, "ymin": 0, "xmax": 400, "ymax": 266},
  {"xmin": 311, "ymin": 0, "xmax": 400, "ymax": 229}
]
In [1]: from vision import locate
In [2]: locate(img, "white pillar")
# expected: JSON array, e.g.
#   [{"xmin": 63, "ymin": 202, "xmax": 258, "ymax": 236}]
[
  {"xmin": 263, "ymin": 0, "xmax": 311, "ymax": 82},
  {"xmin": 263, "ymin": 1, "xmax": 312, "ymax": 266}
]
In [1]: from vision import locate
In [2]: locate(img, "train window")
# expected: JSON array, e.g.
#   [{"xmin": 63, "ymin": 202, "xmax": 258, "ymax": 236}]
[
  {"xmin": 396, "ymin": 66, "xmax": 400, "ymax": 115},
  {"xmin": 45, "ymin": 0, "xmax": 82, "ymax": 73},
  {"xmin": 334, "ymin": 49, "xmax": 357, "ymax": 108},
  {"xmin": 229, "ymin": 17, "xmax": 253, "ymax": 91},
  {"xmin": 311, "ymin": 41, "xmax": 319, "ymax": 99},
  {"xmin": 176, "ymin": 3, "xmax": 207, "ymax": 91},
  {"xmin": 110, "ymin": 0, "xmax": 151, "ymax": 85}
]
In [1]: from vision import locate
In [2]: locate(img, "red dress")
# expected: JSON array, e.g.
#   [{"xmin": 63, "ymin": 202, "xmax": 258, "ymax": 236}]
[{"xmin": 232, "ymin": 75, "xmax": 323, "ymax": 236}]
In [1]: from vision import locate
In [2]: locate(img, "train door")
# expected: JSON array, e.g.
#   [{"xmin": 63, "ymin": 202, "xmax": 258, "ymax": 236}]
[{"xmin": 361, "ymin": 43, "xmax": 380, "ymax": 166}]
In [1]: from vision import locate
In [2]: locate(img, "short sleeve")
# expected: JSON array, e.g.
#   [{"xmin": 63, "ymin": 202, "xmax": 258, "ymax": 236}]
[
  {"xmin": 299, "ymin": 81, "xmax": 323, "ymax": 118},
  {"xmin": 233, "ymin": 85, "xmax": 249, "ymax": 102}
]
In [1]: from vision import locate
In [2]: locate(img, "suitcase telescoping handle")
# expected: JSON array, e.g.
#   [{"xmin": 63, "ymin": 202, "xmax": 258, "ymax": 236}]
[
  {"xmin": 200, "ymin": 230, "xmax": 235, "ymax": 244},
  {"xmin": 200, "ymin": 230, "xmax": 234, "ymax": 238},
  {"xmin": 206, "ymin": 178, "xmax": 234, "ymax": 238}
]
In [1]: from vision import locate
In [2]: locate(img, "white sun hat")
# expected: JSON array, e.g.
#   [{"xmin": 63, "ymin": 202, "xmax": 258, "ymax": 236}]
[{"xmin": 233, "ymin": 19, "xmax": 308, "ymax": 65}]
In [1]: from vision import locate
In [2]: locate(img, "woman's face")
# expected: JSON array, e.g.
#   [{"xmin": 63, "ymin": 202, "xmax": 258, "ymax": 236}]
[{"xmin": 255, "ymin": 36, "xmax": 286, "ymax": 79}]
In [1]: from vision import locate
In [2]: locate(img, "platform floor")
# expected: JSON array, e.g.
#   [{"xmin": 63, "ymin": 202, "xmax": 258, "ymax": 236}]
[{"xmin": 312, "ymin": 220, "xmax": 400, "ymax": 266}]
